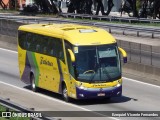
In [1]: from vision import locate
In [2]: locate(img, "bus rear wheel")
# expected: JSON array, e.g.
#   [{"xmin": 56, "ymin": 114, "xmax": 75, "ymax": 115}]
[
  {"xmin": 62, "ymin": 84, "xmax": 71, "ymax": 102},
  {"xmin": 31, "ymin": 74, "xmax": 38, "ymax": 92}
]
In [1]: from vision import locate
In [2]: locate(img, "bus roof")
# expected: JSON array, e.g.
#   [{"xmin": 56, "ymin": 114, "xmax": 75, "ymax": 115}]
[{"xmin": 18, "ymin": 23, "xmax": 116, "ymax": 46}]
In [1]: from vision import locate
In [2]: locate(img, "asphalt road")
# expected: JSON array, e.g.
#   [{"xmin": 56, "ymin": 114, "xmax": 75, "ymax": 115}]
[{"xmin": 0, "ymin": 48, "xmax": 160, "ymax": 120}]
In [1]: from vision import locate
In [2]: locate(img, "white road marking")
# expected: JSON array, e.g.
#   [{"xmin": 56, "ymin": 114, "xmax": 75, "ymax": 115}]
[
  {"xmin": 0, "ymin": 48, "xmax": 17, "ymax": 53},
  {"xmin": 0, "ymin": 81, "xmax": 119, "ymax": 120},
  {"xmin": 123, "ymin": 77, "xmax": 160, "ymax": 89}
]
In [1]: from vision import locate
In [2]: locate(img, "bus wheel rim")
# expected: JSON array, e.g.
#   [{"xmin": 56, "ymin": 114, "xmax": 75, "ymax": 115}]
[
  {"xmin": 63, "ymin": 88, "xmax": 67, "ymax": 99},
  {"xmin": 32, "ymin": 76, "xmax": 35, "ymax": 89}
]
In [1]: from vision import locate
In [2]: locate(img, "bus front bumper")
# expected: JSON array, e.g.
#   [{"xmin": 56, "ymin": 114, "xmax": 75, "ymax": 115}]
[{"xmin": 76, "ymin": 85, "xmax": 122, "ymax": 99}]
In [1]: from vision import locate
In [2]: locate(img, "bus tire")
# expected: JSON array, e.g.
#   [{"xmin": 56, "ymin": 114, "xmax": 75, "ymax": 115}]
[
  {"xmin": 31, "ymin": 74, "xmax": 38, "ymax": 92},
  {"xmin": 62, "ymin": 84, "xmax": 70, "ymax": 102}
]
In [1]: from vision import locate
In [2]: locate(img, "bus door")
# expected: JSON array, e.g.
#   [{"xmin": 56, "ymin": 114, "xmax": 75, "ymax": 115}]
[
  {"xmin": 64, "ymin": 41, "xmax": 76, "ymax": 98},
  {"xmin": 42, "ymin": 37, "xmax": 62, "ymax": 93},
  {"xmin": 46, "ymin": 38, "xmax": 67, "ymax": 94},
  {"xmin": 36, "ymin": 36, "xmax": 60, "ymax": 92}
]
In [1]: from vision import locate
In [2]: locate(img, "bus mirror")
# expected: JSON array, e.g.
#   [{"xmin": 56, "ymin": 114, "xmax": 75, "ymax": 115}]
[
  {"xmin": 118, "ymin": 47, "xmax": 127, "ymax": 63},
  {"xmin": 123, "ymin": 57, "xmax": 127, "ymax": 63},
  {"xmin": 68, "ymin": 49, "xmax": 75, "ymax": 62}
]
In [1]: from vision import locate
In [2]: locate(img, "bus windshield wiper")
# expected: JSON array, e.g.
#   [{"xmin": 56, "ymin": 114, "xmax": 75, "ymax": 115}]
[
  {"xmin": 102, "ymin": 67, "xmax": 112, "ymax": 82},
  {"xmin": 89, "ymin": 47, "xmax": 99, "ymax": 83}
]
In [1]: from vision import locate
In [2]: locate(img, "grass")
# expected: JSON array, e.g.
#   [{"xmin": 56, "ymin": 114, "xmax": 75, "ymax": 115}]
[
  {"xmin": 0, "ymin": 117, "xmax": 7, "ymax": 120},
  {"xmin": 0, "ymin": 104, "xmax": 30, "ymax": 120},
  {"xmin": 0, "ymin": 9, "xmax": 19, "ymax": 13}
]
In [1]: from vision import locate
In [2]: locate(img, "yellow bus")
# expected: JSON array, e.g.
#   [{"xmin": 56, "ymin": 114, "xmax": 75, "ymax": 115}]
[{"xmin": 18, "ymin": 23, "xmax": 127, "ymax": 102}]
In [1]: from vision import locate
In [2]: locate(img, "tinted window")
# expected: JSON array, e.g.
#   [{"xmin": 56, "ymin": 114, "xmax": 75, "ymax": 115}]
[
  {"xmin": 65, "ymin": 41, "xmax": 75, "ymax": 77},
  {"xmin": 18, "ymin": 31, "xmax": 65, "ymax": 63},
  {"xmin": 18, "ymin": 31, "xmax": 27, "ymax": 49}
]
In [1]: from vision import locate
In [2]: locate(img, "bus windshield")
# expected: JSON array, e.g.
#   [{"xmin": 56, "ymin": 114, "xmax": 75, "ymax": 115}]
[{"xmin": 74, "ymin": 44, "xmax": 121, "ymax": 83}]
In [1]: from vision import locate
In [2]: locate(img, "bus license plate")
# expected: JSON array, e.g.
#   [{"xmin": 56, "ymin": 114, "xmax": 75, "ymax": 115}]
[{"xmin": 97, "ymin": 93, "xmax": 105, "ymax": 96}]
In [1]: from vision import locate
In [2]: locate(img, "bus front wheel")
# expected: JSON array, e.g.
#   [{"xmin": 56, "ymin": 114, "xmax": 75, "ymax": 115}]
[
  {"xmin": 31, "ymin": 74, "xmax": 38, "ymax": 92},
  {"xmin": 62, "ymin": 84, "xmax": 70, "ymax": 102}
]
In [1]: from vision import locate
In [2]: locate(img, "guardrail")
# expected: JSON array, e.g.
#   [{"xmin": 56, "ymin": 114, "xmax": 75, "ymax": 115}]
[
  {"xmin": 0, "ymin": 97, "xmax": 55, "ymax": 120},
  {"xmin": 0, "ymin": 15, "xmax": 160, "ymax": 39},
  {"xmin": 60, "ymin": 13, "xmax": 160, "ymax": 24}
]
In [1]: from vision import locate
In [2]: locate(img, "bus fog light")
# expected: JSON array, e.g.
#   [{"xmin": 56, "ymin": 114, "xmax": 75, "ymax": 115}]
[{"xmin": 79, "ymin": 94, "xmax": 84, "ymax": 97}]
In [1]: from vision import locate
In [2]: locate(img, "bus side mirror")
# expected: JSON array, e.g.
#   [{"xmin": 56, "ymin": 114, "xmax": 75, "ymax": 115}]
[
  {"xmin": 118, "ymin": 47, "xmax": 127, "ymax": 63},
  {"xmin": 68, "ymin": 49, "xmax": 75, "ymax": 62}
]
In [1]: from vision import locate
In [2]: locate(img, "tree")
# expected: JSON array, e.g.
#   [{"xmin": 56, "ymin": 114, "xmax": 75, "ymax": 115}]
[
  {"xmin": 9, "ymin": 0, "xmax": 19, "ymax": 10},
  {"xmin": 34, "ymin": 0, "xmax": 58, "ymax": 14},
  {"xmin": 66, "ymin": 0, "xmax": 114, "ymax": 15},
  {"xmin": 133, "ymin": 0, "xmax": 138, "ymax": 17},
  {"xmin": 120, "ymin": 0, "xmax": 133, "ymax": 17},
  {"xmin": 105, "ymin": 0, "xmax": 114, "ymax": 15},
  {"xmin": 153, "ymin": 0, "xmax": 160, "ymax": 19},
  {"xmin": 0, "ymin": 0, "xmax": 7, "ymax": 10},
  {"xmin": 96, "ymin": 0, "xmax": 105, "ymax": 15},
  {"xmin": 139, "ymin": 0, "xmax": 160, "ymax": 19}
]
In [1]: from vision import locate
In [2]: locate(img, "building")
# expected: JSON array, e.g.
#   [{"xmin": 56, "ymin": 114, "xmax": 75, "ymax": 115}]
[{"xmin": 1, "ymin": 0, "xmax": 34, "ymax": 9}]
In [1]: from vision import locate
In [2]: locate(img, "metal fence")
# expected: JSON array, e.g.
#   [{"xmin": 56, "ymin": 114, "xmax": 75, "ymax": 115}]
[{"xmin": 60, "ymin": 13, "xmax": 160, "ymax": 24}]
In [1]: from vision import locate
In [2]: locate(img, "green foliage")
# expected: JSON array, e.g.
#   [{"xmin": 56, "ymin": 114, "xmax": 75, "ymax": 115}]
[
  {"xmin": 136, "ymin": 0, "xmax": 141, "ymax": 12},
  {"xmin": 0, "ymin": 104, "xmax": 30, "ymax": 120},
  {"xmin": 0, "ymin": 104, "xmax": 7, "ymax": 112}
]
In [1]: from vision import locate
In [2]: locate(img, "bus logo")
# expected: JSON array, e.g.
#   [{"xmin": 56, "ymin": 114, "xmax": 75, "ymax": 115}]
[{"xmin": 40, "ymin": 57, "xmax": 53, "ymax": 66}]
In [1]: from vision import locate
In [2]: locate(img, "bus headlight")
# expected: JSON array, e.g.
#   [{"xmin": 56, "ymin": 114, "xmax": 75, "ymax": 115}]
[
  {"xmin": 116, "ymin": 83, "xmax": 121, "ymax": 87},
  {"xmin": 79, "ymin": 85, "xmax": 87, "ymax": 90},
  {"xmin": 76, "ymin": 83, "xmax": 88, "ymax": 90}
]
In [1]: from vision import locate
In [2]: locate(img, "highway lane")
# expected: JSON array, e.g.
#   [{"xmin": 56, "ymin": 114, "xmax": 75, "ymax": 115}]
[{"xmin": 0, "ymin": 48, "xmax": 160, "ymax": 120}]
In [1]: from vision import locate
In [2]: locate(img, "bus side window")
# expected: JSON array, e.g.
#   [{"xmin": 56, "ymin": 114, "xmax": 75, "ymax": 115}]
[
  {"xmin": 26, "ymin": 33, "xmax": 33, "ymax": 51},
  {"xmin": 18, "ymin": 31, "xmax": 27, "ymax": 50},
  {"xmin": 48, "ymin": 38, "xmax": 56, "ymax": 57},
  {"xmin": 26, "ymin": 42, "xmax": 31, "ymax": 50},
  {"xmin": 43, "ymin": 47, "xmax": 47, "ymax": 54},
  {"xmin": 59, "ymin": 46, "xmax": 65, "ymax": 62},
  {"xmin": 50, "ymin": 48, "xmax": 54, "ymax": 56},
  {"xmin": 34, "ymin": 34, "xmax": 40, "ymax": 53},
  {"xmin": 38, "ymin": 36, "xmax": 45, "ymax": 54},
  {"xmin": 65, "ymin": 40, "xmax": 75, "ymax": 77},
  {"xmin": 43, "ymin": 36, "xmax": 50, "ymax": 54},
  {"xmin": 36, "ymin": 44, "xmax": 40, "ymax": 52},
  {"xmin": 54, "ymin": 38, "xmax": 65, "ymax": 63}
]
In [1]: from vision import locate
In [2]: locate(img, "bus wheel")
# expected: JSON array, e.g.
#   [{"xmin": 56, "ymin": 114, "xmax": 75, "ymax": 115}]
[
  {"xmin": 31, "ymin": 74, "xmax": 38, "ymax": 92},
  {"xmin": 62, "ymin": 85, "xmax": 70, "ymax": 102}
]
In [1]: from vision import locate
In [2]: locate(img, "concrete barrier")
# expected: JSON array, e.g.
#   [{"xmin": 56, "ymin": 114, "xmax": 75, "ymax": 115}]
[
  {"xmin": 123, "ymin": 62, "xmax": 160, "ymax": 81},
  {"xmin": 0, "ymin": 34, "xmax": 17, "ymax": 51}
]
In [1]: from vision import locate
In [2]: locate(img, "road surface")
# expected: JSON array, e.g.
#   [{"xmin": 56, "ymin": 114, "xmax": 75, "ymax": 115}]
[{"xmin": 0, "ymin": 48, "xmax": 160, "ymax": 120}]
